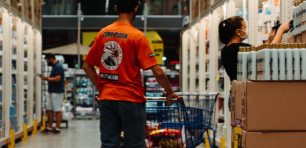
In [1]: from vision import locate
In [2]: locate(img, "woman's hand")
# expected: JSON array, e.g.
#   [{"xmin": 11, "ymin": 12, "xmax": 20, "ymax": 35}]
[{"xmin": 271, "ymin": 21, "xmax": 291, "ymax": 44}]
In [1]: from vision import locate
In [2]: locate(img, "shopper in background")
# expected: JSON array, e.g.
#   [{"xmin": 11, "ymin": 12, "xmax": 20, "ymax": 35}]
[
  {"xmin": 41, "ymin": 53, "xmax": 65, "ymax": 134},
  {"xmin": 82, "ymin": 0, "xmax": 179, "ymax": 147},
  {"xmin": 218, "ymin": 16, "xmax": 291, "ymax": 81}
]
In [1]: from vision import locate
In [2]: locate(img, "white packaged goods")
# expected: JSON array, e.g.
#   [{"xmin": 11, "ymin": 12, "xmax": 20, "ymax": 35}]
[
  {"xmin": 247, "ymin": 47, "xmax": 257, "ymax": 80},
  {"xmin": 241, "ymin": 48, "xmax": 248, "ymax": 81},
  {"xmin": 301, "ymin": 43, "xmax": 306, "ymax": 80},
  {"xmin": 237, "ymin": 47, "xmax": 243, "ymax": 81},
  {"xmin": 293, "ymin": 0, "xmax": 306, "ymax": 35},
  {"xmin": 285, "ymin": 44, "xmax": 294, "ymax": 80},
  {"xmin": 293, "ymin": 44, "xmax": 301, "ymax": 80},
  {"xmin": 278, "ymin": 44, "xmax": 286, "ymax": 80},
  {"xmin": 248, "ymin": 43, "xmax": 306, "ymax": 81},
  {"xmin": 271, "ymin": 44, "xmax": 279, "ymax": 80},
  {"xmin": 257, "ymin": 45, "xmax": 271, "ymax": 80}
]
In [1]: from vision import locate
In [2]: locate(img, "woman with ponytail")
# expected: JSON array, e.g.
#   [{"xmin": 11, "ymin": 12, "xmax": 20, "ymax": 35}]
[{"xmin": 219, "ymin": 16, "xmax": 290, "ymax": 81}]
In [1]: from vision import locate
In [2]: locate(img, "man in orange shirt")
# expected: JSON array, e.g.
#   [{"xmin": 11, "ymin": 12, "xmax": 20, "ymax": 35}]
[{"xmin": 82, "ymin": 0, "xmax": 179, "ymax": 147}]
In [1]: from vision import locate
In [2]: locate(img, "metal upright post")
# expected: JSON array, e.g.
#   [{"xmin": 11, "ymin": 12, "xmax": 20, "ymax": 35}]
[
  {"xmin": 182, "ymin": 30, "xmax": 189, "ymax": 93},
  {"xmin": 144, "ymin": 0, "xmax": 148, "ymax": 35},
  {"xmin": 224, "ymin": 1, "xmax": 235, "ymax": 147},
  {"xmin": 198, "ymin": 19, "xmax": 207, "ymax": 92},
  {"xmin": 248, "ymin": 0, "xmax": 258, "ymax": 45},
  {"xmin": 77, "ymin": 3, "xmax": 81, "ymax": 69}
]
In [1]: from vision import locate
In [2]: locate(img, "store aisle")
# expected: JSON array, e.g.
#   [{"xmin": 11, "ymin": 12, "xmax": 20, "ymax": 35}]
[{"xmin": 16, "ymin": 120, "xmax": 101, "ymax": 148}]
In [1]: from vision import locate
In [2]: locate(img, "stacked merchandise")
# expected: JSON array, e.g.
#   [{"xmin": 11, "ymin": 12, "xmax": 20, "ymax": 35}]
[
  {"xmin": 74, "ymin": 69, "xmax": 96, "ymax": 119},
  {"xmin": 292, "ymin": 0, "xmax": 306, "ymax": 40},
  {"xmin": 143, "ymin": 70, "xmax": 180, "ymax": 97},
  {"xmin": 233, "ymin": 43, "xmax": 306, "ymax": 147},
  {"xmin": 41, "ymin": 56, "xmax": 50, "ymax": 112},
  {"xmin": 62, "ymin": 65, "xmax": 74, "ymax": 122},
  {"xmin": 292, "ymin": 0, "xmax": 306, "ymax": 36},
  {"xmin": 64, "ymin": 68, "xmax": 74, "ymax": 101},
  {"xmin": 10, "ymin": 24, "xmax": 18, "ymax": 132},
  {"xmin": 231, "ymin": 81, "xmax": 306, "ymax": 148},
  {"xmin": 237, "ymin": 43, "xmax": 306, "ymax": 81}
]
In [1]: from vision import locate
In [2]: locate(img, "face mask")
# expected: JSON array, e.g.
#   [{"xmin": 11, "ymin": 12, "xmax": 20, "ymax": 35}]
[{"xmin": 237, "ymin": 29, "xmax": 248, "ymax": 39}]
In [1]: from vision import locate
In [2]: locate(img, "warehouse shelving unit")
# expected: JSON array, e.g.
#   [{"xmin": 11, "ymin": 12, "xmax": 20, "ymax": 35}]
[
  {"xmin": 0, "ymin": 6, "xmax": 5, "ymax": 140},
  {"xmin": 0, "ymin": 0, "xmax": 42, "ymax": 146},
  {"xmin": 73, "ymin": 69, "xmax": 96, "ymax": 119},
  {"xmin": 182, "ymin": 0, "xmax": 288, "ymax": 147},
  {"xmin": 143, "ymin": 69, "xmax": 180, "ymax": 97}
]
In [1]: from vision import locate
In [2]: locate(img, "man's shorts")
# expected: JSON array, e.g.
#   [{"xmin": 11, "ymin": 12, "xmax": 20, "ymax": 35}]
[{"xmin": 46, "ymin": 93, "xmax": 64, "ymax": 112}]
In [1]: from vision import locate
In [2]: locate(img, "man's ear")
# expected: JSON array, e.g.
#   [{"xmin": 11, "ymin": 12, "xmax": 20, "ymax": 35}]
[{"xmin": 236, "ymin": 29, "xmax": 241, "ymax": 37}]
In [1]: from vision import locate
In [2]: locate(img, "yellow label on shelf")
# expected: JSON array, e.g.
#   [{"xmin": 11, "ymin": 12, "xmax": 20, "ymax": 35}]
[
  {"xmin": 40, "ymin": 115, "xmax": 47, "ymax": 131},
  {"xmin": 204, "ymin": 133, "xmax": 211, "ymax": 148},
  {"xmin": 22, "ymin": 124, "xmax": 28, "ymax": 142},
  {"xmin": 9, "ymin": 129, "xmax": 15, "ymax": 148},
  {"xmin": 33, "ymin": 119, "xmax": 38, "ymax": 135},
  {"xmin": 220, "ymin": 137, "xmax": 226, "ymax": 148},
  {"xmin": 233, "ymin": 127, "xmax": 242, "ymax": 148}
]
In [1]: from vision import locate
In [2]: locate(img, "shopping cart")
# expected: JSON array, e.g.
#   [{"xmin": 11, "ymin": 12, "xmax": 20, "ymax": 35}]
[
  {"xmin": 145, "ymin": 92, "xmax": 218, "ymax": 148},
  {"xmin": 179, "ymin": 92, "xmax": 219, "ymax": 148}
]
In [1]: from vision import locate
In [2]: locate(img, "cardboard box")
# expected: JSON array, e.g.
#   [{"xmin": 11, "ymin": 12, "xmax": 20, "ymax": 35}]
[
  {"xmin": 232, "ymin": 81, "xmax": 306, "ymax": 131},
  {"xmin": 243, "ymin": 131, "xmax": 306, "ymax": 148},
  {"xmin": 230, "ymin": 81, "xmax": 244, "ymax": 126},
  {"xmin": 232, "ymin": 127, "xmax": 306, "ymax": 148}
]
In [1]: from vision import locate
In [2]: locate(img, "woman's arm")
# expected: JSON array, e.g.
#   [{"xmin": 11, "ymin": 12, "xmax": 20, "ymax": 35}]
[{"xmin": 271, "ymin": 22, "xmax": 291, "ymax": 44}]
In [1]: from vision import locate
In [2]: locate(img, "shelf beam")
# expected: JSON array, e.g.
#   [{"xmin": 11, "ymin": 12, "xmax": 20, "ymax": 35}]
[{"xmin": 42, "ymin": 15, "xmax": 183, "ymax": 31}]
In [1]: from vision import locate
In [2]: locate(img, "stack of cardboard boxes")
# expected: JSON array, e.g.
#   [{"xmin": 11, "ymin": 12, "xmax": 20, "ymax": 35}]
[{"xmin": 231, "ymin": 81, "xmax": 306, "ymax": 148}]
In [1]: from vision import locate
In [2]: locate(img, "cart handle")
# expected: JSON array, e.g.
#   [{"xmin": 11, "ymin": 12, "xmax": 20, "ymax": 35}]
[
  {"xmin": 146, "ymin": 97, "xmax": 184, "ymax": 107},
  {"xmin": 146, "ymin": 97, "xmax": 182, "ymax": 101}
]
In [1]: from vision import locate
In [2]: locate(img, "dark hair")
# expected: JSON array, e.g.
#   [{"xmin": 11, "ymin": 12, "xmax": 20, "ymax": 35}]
[
  {"xmin": 115, "ymin": 0, "xmax": 141, "ymax": 13},
  {"xmin": 218, "ymin": 16, "xmax": 244, "ymax": 45},
  {"xmin": 44, "ymin": 53, "xmax": 56, "ymax": 60}
]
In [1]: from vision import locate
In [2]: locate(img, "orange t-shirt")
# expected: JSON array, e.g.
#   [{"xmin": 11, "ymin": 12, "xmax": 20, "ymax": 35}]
[{"xmin": 85, "ymin": 21, "xmax": 158, "ymax": 103}]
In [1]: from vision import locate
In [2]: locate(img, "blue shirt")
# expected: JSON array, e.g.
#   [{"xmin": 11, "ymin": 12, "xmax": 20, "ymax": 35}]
[{"xmin": 48, "ymin": 61, "xmax": 65, "ymax": 93}]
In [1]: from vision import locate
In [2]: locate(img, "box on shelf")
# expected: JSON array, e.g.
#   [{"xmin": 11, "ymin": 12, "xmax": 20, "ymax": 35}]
[
  {"xmin": 230, "ymin": 80, "xmax": 243, "ymax": 126},
  {"xmin": 232, "ymin": 127, "xmax": 306, "ymax": 148},
  {"xmin": 231, "ymin": 81, "xmax": 306, "ymax": 131}
]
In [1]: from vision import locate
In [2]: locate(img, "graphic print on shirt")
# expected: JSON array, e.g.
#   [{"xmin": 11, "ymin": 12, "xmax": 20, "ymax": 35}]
[{"xmin": 101, "ymin": 41, "xmax": 123, "ymax": 70}]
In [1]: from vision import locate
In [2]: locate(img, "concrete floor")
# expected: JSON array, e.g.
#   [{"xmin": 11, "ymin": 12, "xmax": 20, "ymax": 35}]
[
  {"xmin": 16, "ymin": 120, "xmax": 101, "ymax": 148},
  {"xmin": 15, "ymin": 120, "xmax": 205, "ymax": 148}
]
